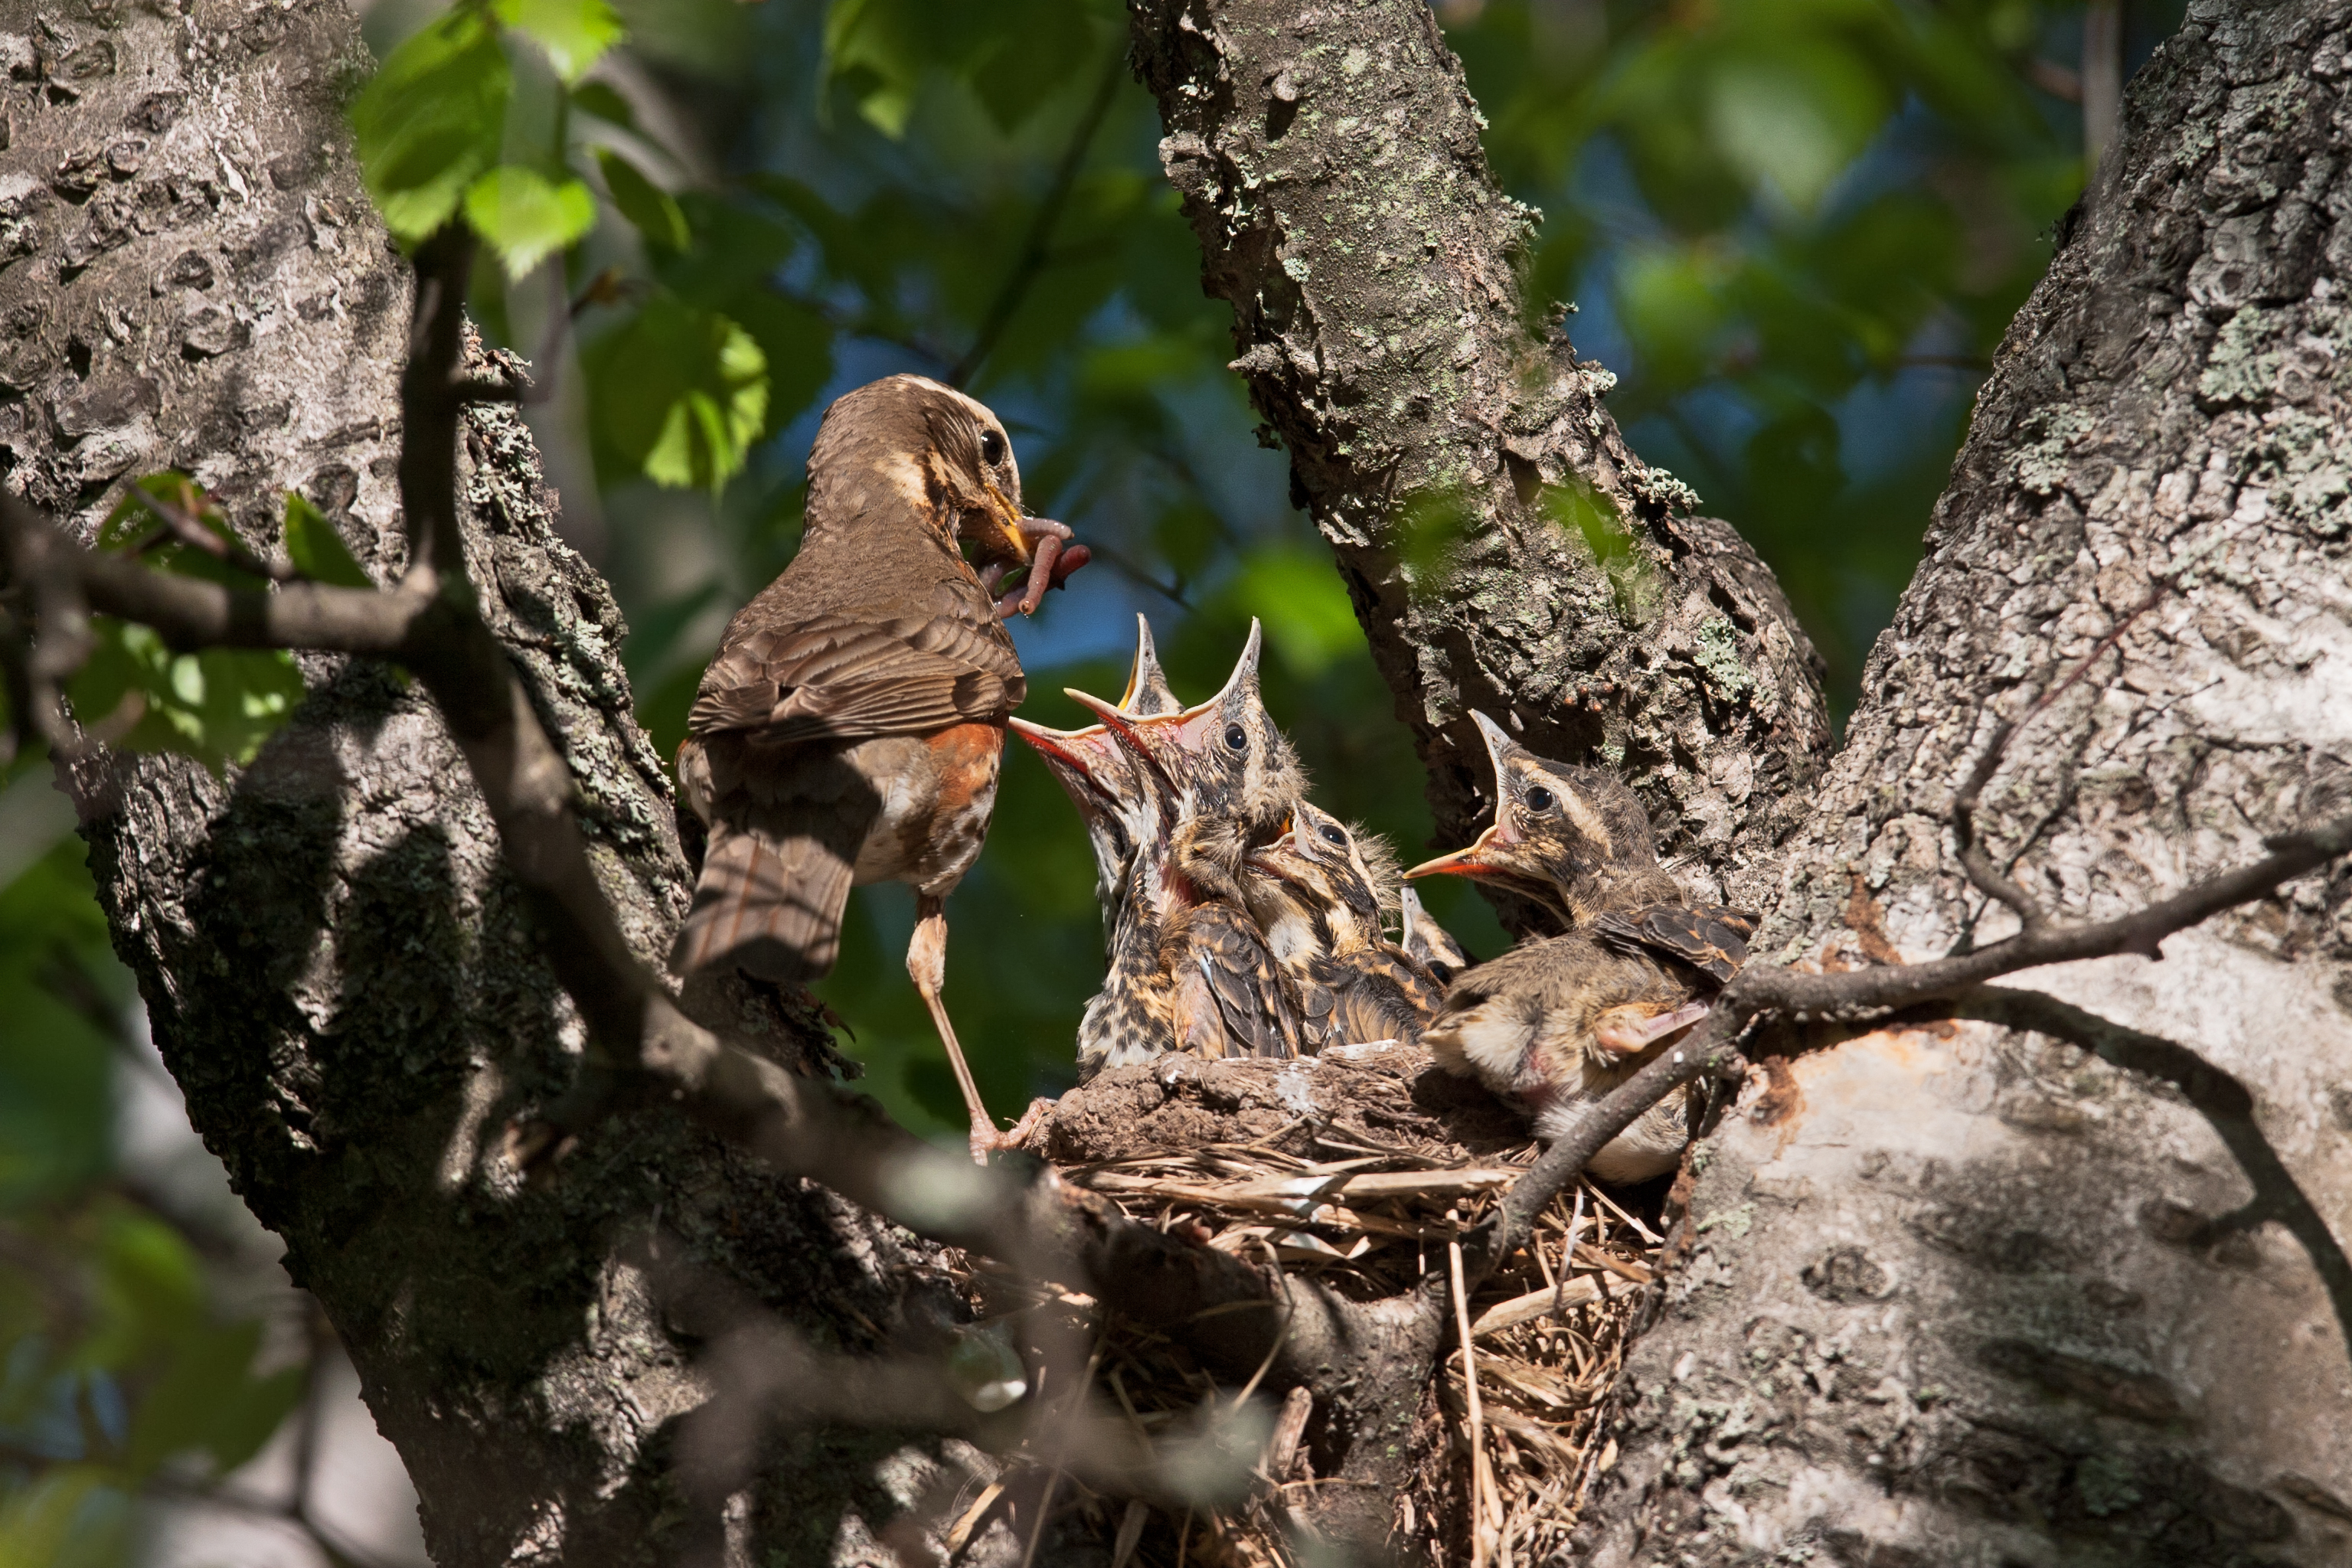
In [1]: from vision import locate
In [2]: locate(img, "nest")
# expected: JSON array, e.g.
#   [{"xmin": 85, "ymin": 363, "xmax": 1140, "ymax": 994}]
[{"xmin": 946, "ymin": 1122, "xmax": 1667, "ymax": 1568}]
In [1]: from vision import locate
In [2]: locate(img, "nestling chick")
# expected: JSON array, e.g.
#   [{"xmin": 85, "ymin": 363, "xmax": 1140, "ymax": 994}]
[
  {"xmin": 1421, "ymin": 934, "xmax": 1711, "ymax": 1183},
  {"xmin": 1398, "ymin": 885, "xmax": 1472, "ymax": 986},
  {"xmin": 1242, "ymin": 802, "xmax": 1442, "ymax": 1047},
  {"xmin": 1071, "ymin": 619, "xmax": 1307, "ymax": 906},
  {"xmin": 1408, "ymin": 710, "xmax": 1757, "ymax": 1179},
  {"xmin": 1043, "ymin": 622, "xmax": 1310, "ymax": 1073},
  {"xmin": 1008, "ymin": 616, "xmax": 1189, "ymax": 1080},
  {"xmin": 1406, "ymin": 710, "xmax": 1681, "ymax": 930}
]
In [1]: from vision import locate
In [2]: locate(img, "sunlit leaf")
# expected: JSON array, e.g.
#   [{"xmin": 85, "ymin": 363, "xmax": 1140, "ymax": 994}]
[
  {"xmin": 586, "ymin": 296, "xmax": 769, "ymax": 492},
  {"xmin": 494, "ymin": 0, "xmax": 625, "ymax": 83},
  {"xmin": 351, "ymin": 10, "xmax": 511, "ymax": 243},
  {"xmin": 93, "ymin": 475, "xmax": 269, "ymax": 590},
  {"xmin": 282, "ymin": 493, "xmax": 376, "ymax": 590},
  {"xmin": 64, "ymin": 620, "xmax": 305, "ymax": 775},
  {"xmin": 596, "ymin": 148, "xmax": 688, "ymax": 250},
  {"xmin": 1543, "ymin": 482, "xmax": 1658, "ymax": 623},
  {"xmin": 1704, "ymin": 41, "xmax": 1891, "ymax": 215},
  {"xmin": 465, "ymin": 166, "xmax": 597, "ymax": 278},
  {"xmin": 1230, "ymin": 545, "xmax": 1361, "ymax": 678}
]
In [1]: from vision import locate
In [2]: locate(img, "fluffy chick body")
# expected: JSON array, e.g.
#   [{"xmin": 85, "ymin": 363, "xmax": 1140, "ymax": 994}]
[
  {"xmin": 1422, "ymin": 934, "xmax": 1707, "ymax": 1183},
  {"xmin": 1242, "ymin": 802, "xmax": 1442, "ymax": 1047}
]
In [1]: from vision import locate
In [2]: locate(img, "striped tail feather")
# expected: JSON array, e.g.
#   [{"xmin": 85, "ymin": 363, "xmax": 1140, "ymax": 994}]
[{"xmin": 669, "ymin": 808, "xmax": 861, "ymax": 985}]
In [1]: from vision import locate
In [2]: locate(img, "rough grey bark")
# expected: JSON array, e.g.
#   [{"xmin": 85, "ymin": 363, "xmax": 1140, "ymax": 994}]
[
  {"xmin": 14, "ymin": 6, "xmax": 990, "ymax": 1566},
  {"xmin": 1125, "ymin": 0, "xmax": 1831, "ymax": 915},
  {"xmin": 1585, "ymin": 4, "xmax": 2352, "ymax": 1563}
]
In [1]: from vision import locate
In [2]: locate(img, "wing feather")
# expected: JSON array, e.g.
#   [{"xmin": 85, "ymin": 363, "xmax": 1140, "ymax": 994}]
[
  {"xmin": 689, "ymin": 609, "xmax": 1024, "ymax": 742},
  {"xmin": 1590, "ymin": 903, "xmax": 1757, "ymax": 986}
]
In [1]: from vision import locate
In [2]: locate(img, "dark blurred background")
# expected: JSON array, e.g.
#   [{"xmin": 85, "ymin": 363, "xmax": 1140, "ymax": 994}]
[{"xmin": 1, "ymin": 0, "xmax": 2180, "ymax": 1559}]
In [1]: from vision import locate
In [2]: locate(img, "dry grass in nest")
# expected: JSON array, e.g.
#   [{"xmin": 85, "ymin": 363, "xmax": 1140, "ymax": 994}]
[{"xmin": 944, "ymin": 1134, "xmax": 1664, "ymax": 1567}]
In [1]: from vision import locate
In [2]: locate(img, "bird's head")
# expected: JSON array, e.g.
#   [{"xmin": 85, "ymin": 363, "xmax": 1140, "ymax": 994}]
[
  {"xmin": 803, "ymin": 374, "xmax": 1088, "ymax": 615},
  {"xmin": 1404, "ymin": 711, "xmax": 1662, "ymax": 926},
  {"xmin": 1011, "ymin": 616, "xmax": 1182, "ymax": 923},
  {"xmin": 1248, "ymin": 800, "xmax": 1394, "ymax": 953}
]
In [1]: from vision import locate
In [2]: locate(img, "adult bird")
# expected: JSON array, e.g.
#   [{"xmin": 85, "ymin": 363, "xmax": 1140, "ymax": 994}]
[
  {"xmin": 669, "ymin": 374, "xmax": 1087, "ymax": 1162},
  {"xmin": 1406, "ymin": 711, "xmax": 1755, "ymax": 1181}
]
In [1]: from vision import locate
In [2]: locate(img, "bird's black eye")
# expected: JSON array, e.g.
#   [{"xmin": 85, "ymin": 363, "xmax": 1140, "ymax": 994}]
[
  {"xmin": 1525, "ymin": 786, "xmax": 1557, "ymax": 812},
  {"xmin": 1223, "ymin": 723, "xmax": 1248, "ymax": 753},
  {"xmin": 980, "ymin": 430, "xmax": 1007, "ymax": 466},
  {"xmin": 1320, "ymin": 825, "xmax": 1347, "ymax": 846}
]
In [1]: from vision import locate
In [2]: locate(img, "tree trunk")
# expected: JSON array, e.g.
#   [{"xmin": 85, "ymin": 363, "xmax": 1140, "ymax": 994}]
[
  {"xmin": 36, "ymin": 0, "xmax": 2352, "ymax": 1565},
  {"xmin": 1576, "ymin": 3, "xmax": 2352, "ymax": 1561},
  {"xmin": 18, "ymin": 6, "xmax": 988, "ymax": 1565},
  {"xmin": 1125, "ymin": 0, "xmax": 1832, "ymax": 916}
]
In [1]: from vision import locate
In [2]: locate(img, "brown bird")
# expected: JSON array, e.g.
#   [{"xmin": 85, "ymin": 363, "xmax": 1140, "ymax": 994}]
[
  {"xmin": 1419, "ymin": 934, "xmax": 1713, "ymax": 1182},
  {"xmin": 1241, "ymin": 802, "xmax": 1443, "ymax": 1048},
  {"xmin": 1398, "ymin": 885, "xmax": 1473, "ymax": 986},
  {"xmin": 1008, "ymin": 614, "xmax": 1181, "ymax": 942},
  {"xmin": 1066, "ymin": 623, "xmax": 1312, "ymax": 1069},
  {"xmin": 1406, "ymin": 710, "xmax": 1756, "ymax": 1180},
  {"xmin": 669, "ymin": 374, "xmax": 1087, "ymax": 1162},
  {"xmin": 1008, "ymin": 617, "xmax": 1194, "ymax": 1079}
]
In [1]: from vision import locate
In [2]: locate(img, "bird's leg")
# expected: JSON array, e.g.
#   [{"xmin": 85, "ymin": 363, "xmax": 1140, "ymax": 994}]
[{"xmin": 907, "ymin": 895, "xmax": 997, "ymax": 1165}]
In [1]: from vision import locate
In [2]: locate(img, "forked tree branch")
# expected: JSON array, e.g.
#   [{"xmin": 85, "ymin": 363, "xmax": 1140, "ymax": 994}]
[
  {"xmin": 0, "ymin": 227, "xmax": 1411, "ymax": 1478},
  {"xmin": 1487, "ymin": 812, "xmax": 2352, "ymax": 1273}
]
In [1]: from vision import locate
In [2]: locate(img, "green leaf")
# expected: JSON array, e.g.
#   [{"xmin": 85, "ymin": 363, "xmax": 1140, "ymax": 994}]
[
  {"xmin": 64, "ymin": 620, "xmax": 306, "ymax": 775},
  {"xmin": 586, "ymin": 297, "xmax": 769, "ymax": 493},
  {"xmin": 570, "ymin": 80, "xmax": 637, "ymax": 131},
  {"xmin": 596, "ymin": 148, "xmax": 688, "ymax": 250},
  {"xmin": 495, "ymin": 0, "xmax": 625, "ymax": 83},
  {"xmin": 281, "ymin": 494, "xmax": 376, "ymax": 590},
  {"xmin": 822, "ymin": 0, "xmax": 921, "ymax": 136},
  {"xmin": 1704, "ymin": 41, "xmax": 1890, "ymax": 215},
  {"xmin": 464, "ymin": 166, "xmax": 597, "ymax": 278},
  {"xmin": 204, "ymin": 1364, "xmax": 307, "ymax": 1474},
  {"xmin": 351, "ymin": 10, "xmax": 512, "ymax": 243},
  {"xmin": 93, "ymin": 475, "xmax": 268, "ymax": 589},
  {"xmin": 1543, "ymin": 482, "xmax": 1658, "ymax": 623},
  {"xmin": 1230, "ymin": 545, "xmax": 1361, "ymax": 678},
  {"xmin": 0, "ymin": 1468, "xmax": 130, "ymax": 1568},
  {"xmin": 121, "ymin": 1318, "xmax": 265, "ymax": 1478}
]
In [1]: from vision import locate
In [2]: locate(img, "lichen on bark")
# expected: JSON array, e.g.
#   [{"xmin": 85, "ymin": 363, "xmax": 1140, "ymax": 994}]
[
  {"xmin": 1586, "ymin": 4, "xmax": 2352, "ymax": 1562},
  {"xmin": 13, "ymin": 5, "xmax": 982, "ymax": 1563},
  {"xmin": 1125, "ymin": 0, "xmax": 1831, "ymax": 916}
]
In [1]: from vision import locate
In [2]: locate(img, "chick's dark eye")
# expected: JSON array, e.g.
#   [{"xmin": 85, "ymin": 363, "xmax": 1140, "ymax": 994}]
[
  {"xmin": 1223, "ymin": 723, "xmax": 1248, "ymax": 753},
  {"xmin": 1319, "ymin": 825, "xmax": 1347, "ymax": 846},
  {"xmin": 1525, "ymin": 786, "xmax": 1557, "ymax": 812},
  {"xmin": 980, "ymin": 430, "xmax": 1007, "ymax": 466}
]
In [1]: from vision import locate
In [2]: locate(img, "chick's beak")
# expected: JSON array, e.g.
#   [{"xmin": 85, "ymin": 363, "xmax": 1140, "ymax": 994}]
[
  {"xmin": 1008, "ymin": 716, "xmax": 1109, "ymax": 779},
  {"xmin": 1404, "ymin": 822, "xmax": 1516, "ymax": 882}
]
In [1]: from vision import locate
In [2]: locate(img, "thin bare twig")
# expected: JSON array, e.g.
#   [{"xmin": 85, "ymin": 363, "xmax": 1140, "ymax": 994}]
[
  {"xmin": 951, "ymin": 44, "xmax": 1126, "ymax": 388},
  {"xmin": 126, "ymin": 482, "xmax": 301, "ymax": 583},
  {"xmin": 1950, "ymin": 716, "xmax": 2046, "ymax": 930}
]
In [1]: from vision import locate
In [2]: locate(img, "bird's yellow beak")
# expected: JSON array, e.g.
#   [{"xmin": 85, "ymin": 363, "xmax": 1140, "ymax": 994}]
[{"xmin": 984, "ymin": 482, "xmax": 1032, "ymax": 563}]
